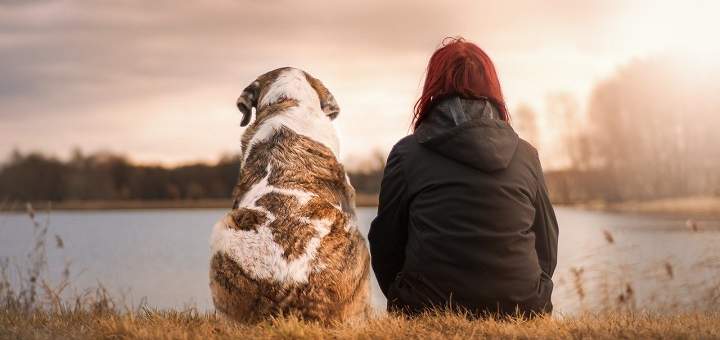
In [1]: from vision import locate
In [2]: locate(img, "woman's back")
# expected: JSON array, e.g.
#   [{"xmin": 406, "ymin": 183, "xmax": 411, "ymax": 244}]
[
  {"xmin": 369, "ymin": 96, "xmax": 557, "ymax": 315},
  {"xmin": 369, "ymin": 37, "xmax": 558, "ymax": 317}
]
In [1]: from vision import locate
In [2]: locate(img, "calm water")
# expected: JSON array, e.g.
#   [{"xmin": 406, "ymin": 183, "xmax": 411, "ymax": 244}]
[{"xmin": 1, "ymin": 207, "xmax": 719, "ymax": 314}]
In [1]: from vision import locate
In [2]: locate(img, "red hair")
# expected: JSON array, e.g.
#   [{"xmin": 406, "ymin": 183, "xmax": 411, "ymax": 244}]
[{"xmin": 412, "ymin": 37, "xmax": 509, "ymax": 130}]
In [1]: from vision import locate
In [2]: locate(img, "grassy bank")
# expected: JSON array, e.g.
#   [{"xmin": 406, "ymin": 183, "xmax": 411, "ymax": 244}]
[
  {"xmin": 573, "ymin": 196, "xmax": 720, "ymax": 219},
  {"xmin": 2, "ymin": 308, "xmax": 720, "ymax": 339}
]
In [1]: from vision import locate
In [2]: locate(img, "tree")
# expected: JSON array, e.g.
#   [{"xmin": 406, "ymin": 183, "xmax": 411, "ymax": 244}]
[
  {"xmin": 546, "ymin": 93, "xmax": 591, "ymax": 170},
  {"xmin": 586, "ymin": 55, "xmax": 720, "ymax": 200},
  {"xmin": 512, "ymin": 103, "xmax": 540, "ymax": 148}
]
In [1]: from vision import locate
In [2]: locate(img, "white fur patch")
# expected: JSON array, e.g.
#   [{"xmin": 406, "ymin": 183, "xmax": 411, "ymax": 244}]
[
  {"xmin": 258, "ymin": 69, "xmax": 320, "ymax": 110},
  {"xmin": 235, "ymin": 166, "xmax": 315, "ymax": 208},
  {"xmin": 242, "ymin": 69, "xmax": 340, "ymax": 166},
  {"xmin": 210, "ymin": 216, "xmax": 327, "ymax": 284},
  {"xmin": 210, "ymin": 164, "xmax": 337, "ymax": 285}
]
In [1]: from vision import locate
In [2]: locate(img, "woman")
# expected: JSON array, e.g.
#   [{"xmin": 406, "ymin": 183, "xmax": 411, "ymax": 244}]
[{"xmin": 368, "ymin": 37, "xmax": 558, "ymax": 317}]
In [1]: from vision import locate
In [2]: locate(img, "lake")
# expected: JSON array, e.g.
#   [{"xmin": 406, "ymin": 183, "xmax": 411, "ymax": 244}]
[{"xmin": 1, "ymin": 207, "xmax": 719, "ymax": 314}]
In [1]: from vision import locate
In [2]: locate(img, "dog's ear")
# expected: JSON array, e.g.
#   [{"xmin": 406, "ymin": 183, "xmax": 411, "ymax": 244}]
[
  {"xmin": 305, "ymin": 73, "xmax": 340, "ymax": 120},
  {"xmin": 237, "ymin": 81, "xmax": 260, "ymax": 127}
]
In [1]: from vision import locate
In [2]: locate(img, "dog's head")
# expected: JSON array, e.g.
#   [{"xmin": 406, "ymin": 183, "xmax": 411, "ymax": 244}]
[{"xmin": 236, "ymin": 67, "xmax": 340, "ymax": 127}]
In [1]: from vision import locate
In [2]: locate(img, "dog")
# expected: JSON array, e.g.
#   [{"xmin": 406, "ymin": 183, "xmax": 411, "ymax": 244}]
[{"xmin": 209, "ymin": 67, "xmax": 370, "ymax": 323}]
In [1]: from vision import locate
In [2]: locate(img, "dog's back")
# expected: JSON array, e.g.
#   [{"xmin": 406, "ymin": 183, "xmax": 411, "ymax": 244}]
[{"xmin": 209, "ymin": 68, "xmax": 370, "ymax": 323}]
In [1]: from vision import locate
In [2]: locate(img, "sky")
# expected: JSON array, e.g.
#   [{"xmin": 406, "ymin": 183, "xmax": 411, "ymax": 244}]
[{"xmin": 1, "ymin": 0, "xmax": 718, "ymax": 168}]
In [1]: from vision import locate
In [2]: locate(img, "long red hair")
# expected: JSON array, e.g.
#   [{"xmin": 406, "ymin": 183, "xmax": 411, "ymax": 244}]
[{"xmin": 412, "ymin": 37, "xmax": 509, "ymax": 130}]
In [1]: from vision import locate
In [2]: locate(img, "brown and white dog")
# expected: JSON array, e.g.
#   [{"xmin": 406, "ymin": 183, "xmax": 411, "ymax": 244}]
[{"xmin": 209, "ymin": 67, "xmax": 370, "ymax": 323}]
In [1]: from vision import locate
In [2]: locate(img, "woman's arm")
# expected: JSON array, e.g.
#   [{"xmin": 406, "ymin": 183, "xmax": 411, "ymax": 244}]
[
  {"xmin": 368, "ymin": 144, "xmax": 410, "ymax": 296},
  {"xmin": 532, "ymin": 162, "xmax": 559, "ymax": 277}
]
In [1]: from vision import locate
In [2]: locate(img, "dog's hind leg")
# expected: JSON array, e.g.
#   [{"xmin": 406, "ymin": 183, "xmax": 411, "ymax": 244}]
[{"xmin": 209, "ymin": 253, "xmax": 263, "ymax": 323}]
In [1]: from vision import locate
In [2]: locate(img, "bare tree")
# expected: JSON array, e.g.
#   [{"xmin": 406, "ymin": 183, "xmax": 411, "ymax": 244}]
[
  {"xmin": 513, "ymin": 103, "xmax": 540, "ymax": 148},
  {"xmin": 585, "ymin": 55, "xmax": 720, "ymax": 200},
  {"xmin": 546, "ymin": 93, "xmax": 591, "ymax": 170}
]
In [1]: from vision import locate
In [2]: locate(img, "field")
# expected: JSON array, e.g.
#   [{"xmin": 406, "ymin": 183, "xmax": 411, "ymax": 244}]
[{"xmin": 3, "ymin": 307, "xmax": 720, "ymax": 339}]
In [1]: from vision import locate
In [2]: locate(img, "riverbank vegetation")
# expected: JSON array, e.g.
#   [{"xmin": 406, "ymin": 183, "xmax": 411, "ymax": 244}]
[
  {"xmin": 0, "ymin": 150, "xmax": 383, "ymax": 208},
  {"xmin": 3, "ymin": 308, "xmax": 720, "ymax": 340},
  {"xmin": 572, "ymin": 195, "xmax": 720, "ymax": 219}
]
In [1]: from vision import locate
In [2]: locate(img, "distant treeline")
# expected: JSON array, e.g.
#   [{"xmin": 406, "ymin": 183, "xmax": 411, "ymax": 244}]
[
  {"xmin": 0, "ymin": 149, "xmax": 383, "ymax": 203},
  {"xmin": 0, "ymin": 150, "xmax": 237, "ymax": 202},
  {"xmin": 544, "ymin": 56, "xmax": 720, "ymax": 203}
]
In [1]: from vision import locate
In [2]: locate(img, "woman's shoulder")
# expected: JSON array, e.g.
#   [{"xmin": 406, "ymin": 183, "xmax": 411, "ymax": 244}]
[
  {"xmin": 516, "ymin": 138, "xmax": 539, "ymax": 160},
  {"xmin": 388, "ymin": 134, "xmax": 418, "ymax": 156},
  {"xmin": 515, "ymin": 138, "xmax": 545, "ymax": 179}
]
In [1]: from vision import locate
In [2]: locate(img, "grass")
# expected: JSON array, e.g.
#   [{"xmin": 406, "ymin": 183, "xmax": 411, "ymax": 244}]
[
  {"xmin": 2, "ymin": 203, "xmax": 720, "ymax": 339},
  {"xmin": 2, "ymin": 308, "xmax": 720, "ymax": 339}
]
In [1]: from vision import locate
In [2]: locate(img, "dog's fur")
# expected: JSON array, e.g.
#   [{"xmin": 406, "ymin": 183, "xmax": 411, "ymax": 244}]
[{"xmin": 209, "ymin": 67, "xmax": 370, "ymax": 323}]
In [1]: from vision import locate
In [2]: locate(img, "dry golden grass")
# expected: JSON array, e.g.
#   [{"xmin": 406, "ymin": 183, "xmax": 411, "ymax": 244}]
[{"xmin": 2, "ymin": 308, "xmax": 720, "ymax": 340}]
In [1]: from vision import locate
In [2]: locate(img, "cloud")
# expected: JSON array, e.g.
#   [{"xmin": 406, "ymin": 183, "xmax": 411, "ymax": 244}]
[{"xmin": 0, "ymin": 0, "xmax": 658, "ymax": 164}]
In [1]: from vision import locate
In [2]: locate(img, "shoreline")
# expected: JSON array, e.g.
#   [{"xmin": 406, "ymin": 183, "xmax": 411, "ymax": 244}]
[
  {"xmin": 567, "ymin": 196, "xmax": 720, "ymax": 219},
  {"xmin": 3, "ymin": 196, "xmax": 720, "ymax": 219},
  {"xmin": 1, "ymin": 194, "xmax": 380, "ymax": 212}
]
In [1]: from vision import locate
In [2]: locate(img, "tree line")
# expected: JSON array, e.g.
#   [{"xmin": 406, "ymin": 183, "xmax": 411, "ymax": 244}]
[
  {"xmin": 514, "ymin": 55, "xmax": 720, "ymax": 203},
  {"xmin": 0, "ymin": 149, "xmax": 383, "ymax": 203}
]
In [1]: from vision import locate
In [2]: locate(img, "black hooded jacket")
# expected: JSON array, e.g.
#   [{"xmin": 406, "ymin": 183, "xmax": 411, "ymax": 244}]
[{"xmin": 368, "ymin": 96, "xmax": 559, "ymax": 315}]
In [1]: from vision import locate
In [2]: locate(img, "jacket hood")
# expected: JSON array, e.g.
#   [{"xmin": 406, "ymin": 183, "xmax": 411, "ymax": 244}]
[{"xmin": 414, "ymin": 96, "xmax": 519, "ymax": 171}]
